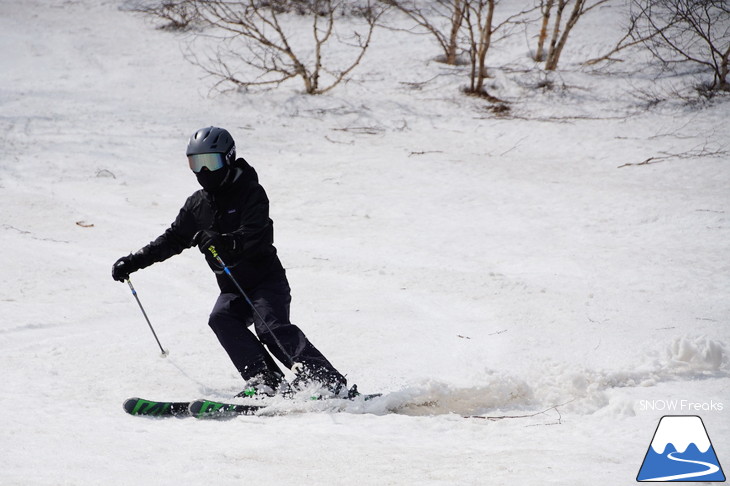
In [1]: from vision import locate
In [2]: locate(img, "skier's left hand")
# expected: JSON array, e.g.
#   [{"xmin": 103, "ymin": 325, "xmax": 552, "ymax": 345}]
[
  {"xmin": 112, "ymin": 254, "xmax": 140, "ymax": 282},
  {"xmin": 193, "ymin": 230, "xmax": 236, "ymax": 255}
]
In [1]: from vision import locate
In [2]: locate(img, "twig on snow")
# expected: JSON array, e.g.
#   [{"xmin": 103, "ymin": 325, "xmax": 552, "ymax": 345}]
[
  {"xmin": 324, "ymin": 135, "xmax": 354, "ymax": 145},
  {"xmin": 466, "ymin": 398, "xmax": 577, "ymax": 424},
  {"xmin": 618, "ymin": 146, "xmax": 728, "ymax": 168},
  {"xmin": 488, "ymin": 329, "xmax": 508, "ymax": 336},
  {"xmin": 332, "ymin": 126, "xmax": 385, "ymax": 135},
  {"xmin": 409, "ymin": 150, "xmax": 444, "ymax": 157}
]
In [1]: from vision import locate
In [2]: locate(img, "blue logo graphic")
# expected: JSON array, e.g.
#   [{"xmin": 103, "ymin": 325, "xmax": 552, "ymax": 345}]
[{"xmin": 637, "ymin": 415, "xmax": 725, "ymax": 482}]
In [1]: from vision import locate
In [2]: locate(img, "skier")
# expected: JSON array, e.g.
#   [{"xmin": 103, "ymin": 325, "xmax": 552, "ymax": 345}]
[{"xmin": 112, "ymin": 126, "xmax": 347, "ymax": 398}]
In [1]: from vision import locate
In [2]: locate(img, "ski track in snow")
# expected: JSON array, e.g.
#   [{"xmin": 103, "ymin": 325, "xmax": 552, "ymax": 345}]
[{"xmin": 1, "ymin": 0, "xmax": 728, "ymax": 484}]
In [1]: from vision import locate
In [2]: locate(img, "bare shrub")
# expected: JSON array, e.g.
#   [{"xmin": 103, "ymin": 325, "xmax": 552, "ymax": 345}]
[
  {"xmin": 534, "ymin": 0, "xmax": 610, "ymax": 70},
  {"xmin": 129, "ymin": 0, "xmax": 199, "ymax": 30},
  {"xmin": 384, "ymin": 0, "xmax": 468, "ymax": 65},
  {"xmin": 462, "ymin": 1, "xmax": 534, "ymax": 97},
  {"xmin": 185, "ymin": 0, "xmax": 384, "ymax": 94},
  {"xmin": 630, "ymin": 0, "xmax": 730, "ymax": 92}
]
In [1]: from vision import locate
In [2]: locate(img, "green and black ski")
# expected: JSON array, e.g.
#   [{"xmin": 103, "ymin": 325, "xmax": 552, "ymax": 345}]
[
  {"xmin": 124, "ymin": 390, "xmax": 381, "ymax": 419},
  {"xmin": 123, "ymin": 397, "xmax": 266, "ymax": 418},
  {"xmin": 188, "ymin": 399, "xmax": 263, "ymax": 418},
  {"xmin": 123, "ymin": 397, "xmax": 194, "ymax": 417}
]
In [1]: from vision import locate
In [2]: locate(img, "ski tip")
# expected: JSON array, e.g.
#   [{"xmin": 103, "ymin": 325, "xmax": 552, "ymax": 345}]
[
  {"xmin": 123, "ymin": 397, "xmax": 141, "ymax": 415},
  {"xmin": 346, "ymin": 385, "xmax": 382, "ymax": 401},
  {"xmin": 123, "ymin": 397, "xmax": 191, "ymax": 417}
]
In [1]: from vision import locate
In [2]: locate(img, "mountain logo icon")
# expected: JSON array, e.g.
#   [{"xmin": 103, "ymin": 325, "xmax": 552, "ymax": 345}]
[{"xmin": 637, "ymin": 415, "xmax": 726, "ymax": 482}]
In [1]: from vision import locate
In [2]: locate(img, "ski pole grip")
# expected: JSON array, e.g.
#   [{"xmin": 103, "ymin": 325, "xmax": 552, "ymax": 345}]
[
  {"xmin": 208, "ymin": 245, "xmax": 230, "ymax": 273},
  {"xmin": 208, "ymin": 245, "xmax": 220, "ymax": 259}
]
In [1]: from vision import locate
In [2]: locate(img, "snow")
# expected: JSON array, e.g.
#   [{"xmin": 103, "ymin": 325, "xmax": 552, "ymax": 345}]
[{"xmin": 1, "ymin": 0, "xmax": 728, "ymax": 484}]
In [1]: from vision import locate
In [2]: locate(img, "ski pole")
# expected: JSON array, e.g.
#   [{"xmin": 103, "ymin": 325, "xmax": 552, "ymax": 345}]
[
  {"xmin": 207, "ymin": 245, "xmax": 295, "ymax": 367},
  {"xmin": 126, "ymin": 278, "xmax": 169, "ymax": 358}
]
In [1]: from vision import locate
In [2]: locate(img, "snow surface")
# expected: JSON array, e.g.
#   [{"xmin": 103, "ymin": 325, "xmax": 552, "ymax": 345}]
[{"xmin": 1, "ymin": 0, "xmax": 728, "ymax": 484}]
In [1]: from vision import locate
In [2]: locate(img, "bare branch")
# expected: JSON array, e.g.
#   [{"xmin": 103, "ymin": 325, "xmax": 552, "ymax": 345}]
[
  {"xmin": 544, "ymin": 0, "xmax": 611, "ymax": 70},
  {"xmin": 466, "ymin": 398, "xmax": 577, "ymax": 423},
  {"xmin": 617, "ymin": 144, "xmax": 729, "ymax": 168},
  {"xmin": 179, "ymin": 0, "xmax": 384, "ymax": 94},
  {"xmin": 629, "ymin": 0, "xmax": 730, "ymax": 91},
  {"xmin": 383, "ymin": 0, "xmax": 467, "ymax": 65}
]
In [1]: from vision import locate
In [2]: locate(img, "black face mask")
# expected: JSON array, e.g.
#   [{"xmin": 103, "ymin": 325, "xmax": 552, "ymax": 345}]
[{"xmin": 195, "ymin": 166, "xmax": 229, "ymax": 192}]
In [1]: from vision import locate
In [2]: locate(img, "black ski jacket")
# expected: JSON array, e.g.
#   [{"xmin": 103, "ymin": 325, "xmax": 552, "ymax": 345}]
[{"xmin": 131, "ymin": 158, "xmax": 285, "ymax": 292}]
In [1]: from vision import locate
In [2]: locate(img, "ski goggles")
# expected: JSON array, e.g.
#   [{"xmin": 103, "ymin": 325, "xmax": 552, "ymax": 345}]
[{"xmin": 188, "ymin": 153, "xmax": 226, "ymax": 173}]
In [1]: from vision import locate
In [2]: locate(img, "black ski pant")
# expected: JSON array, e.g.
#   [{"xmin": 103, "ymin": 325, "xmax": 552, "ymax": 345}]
[{"xmin": 207, "ymin": 276, "xmax": 344, "ymax": 384}]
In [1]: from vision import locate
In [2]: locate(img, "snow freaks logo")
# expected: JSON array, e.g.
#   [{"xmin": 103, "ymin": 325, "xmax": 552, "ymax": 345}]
[{"xmin": 637, "ymin": 416, "xmax": 726, "ymax": 482}]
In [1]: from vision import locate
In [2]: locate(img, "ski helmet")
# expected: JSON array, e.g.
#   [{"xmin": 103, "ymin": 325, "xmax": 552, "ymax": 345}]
[
  {"xmin": 186, "ymin": 126, "xmax": 236, "ymax": 168},
  {"xmin": 186, "ymin": 126, "xmax": 236, "ymax": 191}
]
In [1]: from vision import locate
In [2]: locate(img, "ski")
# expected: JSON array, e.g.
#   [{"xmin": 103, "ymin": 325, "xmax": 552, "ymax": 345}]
[
  {"xmin": 123, "ymin": 388, "xmax": 382, "ymax": 419},
  {"xmin": 292, "ymin": 384, "xmax": 382, "ymax": 402},
  {"xmin": 353, "ymin": 392, "xmax": 382, "ymax": 401},
  {"xmin": 123, "ymin": 397, "xmax": 266, "ymax": 418},
  {"xmin": 188, "ymin": 393, "xmax": 381, "ymax": 419},
  {"xmin": 188, "ymin": 399, "xmax": 264, "ymax": 418},
  {"xmin": 123, "ymin": 397, "xmax": 191, "ymax": 417},
  {"xmin": 308, "ymin": 391, "xmax": 382, "ymax": 402}
]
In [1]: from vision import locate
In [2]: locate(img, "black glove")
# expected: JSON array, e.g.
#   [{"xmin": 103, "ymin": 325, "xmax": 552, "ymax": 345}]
[
  {"xmin": 112, "ymin": 254, "xmax": 139, "ymax": 282},
  {"xmin": 193, "ymin": 230, "xmax": 236, "ymax": 256}
]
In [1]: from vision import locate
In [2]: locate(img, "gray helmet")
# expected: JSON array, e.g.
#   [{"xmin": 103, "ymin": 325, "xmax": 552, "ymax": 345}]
[{"xmin": 186, "ymin": 126, "xmax": 236, "ymax": 165}]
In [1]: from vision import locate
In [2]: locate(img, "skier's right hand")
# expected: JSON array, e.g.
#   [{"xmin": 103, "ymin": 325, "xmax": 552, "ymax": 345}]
[{"xmin": 112, "ymin": 255, "xmax": 138, "ymax": 282}]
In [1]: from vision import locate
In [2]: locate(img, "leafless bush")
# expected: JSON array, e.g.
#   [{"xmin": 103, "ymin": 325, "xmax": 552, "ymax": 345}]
[
  {"xmin": 264, "ymin": 0, "xmax": 378, "ymax": 16},
  {"xmin": 382, "ymin": 1, "xmax": 542, "ymax": 101},
  {"xmin": 462, "ymin": 0, "xmax": 497, "ymax": 95},
  {"xmin": 462, "ymin": 1, "xmax": 534, "ymax": 97},
  {"xmin": 630, "ymin": 0, "xmax": 730, "ymax": 92},
  {"xmin": 533, "ymin": 0, "xmax": 610, "ymax": 70},
  {"xmin": 129, "ymin": 0, "xmax": 199, "ymax": 30},
  {"xmin": 384, "ymin": 0, "xmax": 468, "ymax": 65},
  {"xmin": 185, "ymin": 0, "xmax": 384, "ymax": 94}
]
